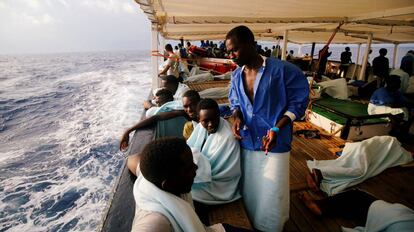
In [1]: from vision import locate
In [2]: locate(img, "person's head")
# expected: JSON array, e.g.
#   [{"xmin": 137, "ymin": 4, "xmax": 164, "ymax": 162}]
[
  {"xmin": 197, "ymin": 98, "xmax": 220, "ymax": 134},
  {"xmin": 182, "ymin": 90, "xmax": 201, "ymax": 121},
  {"xmin": 165, "ymin": 44, "xmax": 173, "ymax": 52},
  {"xmin": 225, "ymin": 25, "xmax": 257, "ymax": 67},
  {"xmin": 265, "ymin": 47, "xmax": 268, "ymax": 51},
  {"xmin": 345, "ymin": 47, "xmax": 350, "ymax": 52},
  {"xmin": 379, "ymin": 48, "xmax": 387, "ymax": 56},
  {"xmin": 210, "ymin": 41, "xmax": 213, "ymax": 46},
  {"xmin": 289, "ymin": 50, "xmax": 294, "ymax": 54},
  {"xmin": 160, "ymin": 75, "xmax": 179, "ymax": 93},
  {"xmin": 174, "ymin": 45, "xmax": 179, "ymax": 50},
  {"xmin": 385, "ymin": 75, "xmax": 401, "ymax": 92},
  {"xmin": 178, "ymin": 43, "xmax": 183, "ymax": 48},
  {"xmin": 154, "ymin": 89, "xmax": 174, "ymax": 106},
  {"xmin": 187, "ymin": 41, "xmax": 191, "ymax": 47},
  {"xmin": 140, "ymin": 137, "xmax": 197, "ymax": 195},
  {"xmin": 272, "ymin": 45, "xmax": 275, "ymax": 49}
]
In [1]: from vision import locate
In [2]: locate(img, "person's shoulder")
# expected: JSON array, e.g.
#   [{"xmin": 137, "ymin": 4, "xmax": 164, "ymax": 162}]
[{"xmin": 131, "ymin": 209, "xmax": 172, "ymax": 232}]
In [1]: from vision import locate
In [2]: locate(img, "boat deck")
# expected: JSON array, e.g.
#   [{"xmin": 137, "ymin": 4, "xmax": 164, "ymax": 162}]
[
  {"xmin": 287, "ymin": 122, "xmax": 414, "ymax": 231},
  {"xmin": 187, "ymin": 81, "xmax": 414, "ymax": 231}
]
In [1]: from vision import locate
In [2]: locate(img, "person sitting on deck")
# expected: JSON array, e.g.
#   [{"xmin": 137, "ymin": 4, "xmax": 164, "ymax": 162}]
[
  {"xmin": 369, "ymin": 76, "xmax": 414, "ymax": 138},
  {"xmin": 159, "ymin": 44, "xmax": 180, "ymax": 78},
  {"xmin": 299, "ymin": 189, "xmax": 414, "ymax": 232},
  {"xmin": 143, "ymin": 75, "xmax": 190, "ymax": 110},
  {"xmin": 372, "ymin": 48, "xmax": 389, "ymax": 87},
  {"xmin": 187, "ymin": 98, "xmax": 241, "ymax": 205},
  {"xmin": 145, "ymin": 89, "xmax": 174, "ymax": 118},
  {"xmin": 120, "ymin": 90, "xmax": 201, "ymax": 151},
  {"xmin": 306, "ymin": 136, "xmax": 413, "ymax": 197},
  {"xmin": 129, "ymin": 137, "xmax": 251, "ymax": 232}
]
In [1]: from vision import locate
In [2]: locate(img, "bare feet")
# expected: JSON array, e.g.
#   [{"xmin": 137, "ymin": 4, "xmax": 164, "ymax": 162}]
[
  {"xmin": 299, "ymin": 192, "xmax": 322, "ymax": 216},
  {"xmin": 306, "ymin": 168, "xmax": 323, "ymax": 192}
]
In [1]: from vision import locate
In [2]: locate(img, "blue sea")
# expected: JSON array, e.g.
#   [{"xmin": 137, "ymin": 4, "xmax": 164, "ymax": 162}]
[{"xmin": 0, "ymin": 51, "xmax": 151, "ymax": 231}]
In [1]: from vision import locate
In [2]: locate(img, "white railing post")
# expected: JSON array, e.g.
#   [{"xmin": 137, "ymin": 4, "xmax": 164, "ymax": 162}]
[
  {"xmin": 281, "ymin": 30, "xmax": 288, "ymax": 61},
  {"xmin": 392, "ymin": 43, "xmax": 398, "ymax": 68},
  {"xmin": 151, "ymin": 24, "xmax": 160, "ymax": 90},
  {"xmin": 358, "ymin": 34, "xmax": 373, "ymax": 81}
]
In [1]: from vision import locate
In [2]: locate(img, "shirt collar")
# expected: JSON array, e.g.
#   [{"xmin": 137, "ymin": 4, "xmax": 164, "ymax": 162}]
[{"xmin": 241, "ymin": 55, "xmax": 266, "ymax": 72}]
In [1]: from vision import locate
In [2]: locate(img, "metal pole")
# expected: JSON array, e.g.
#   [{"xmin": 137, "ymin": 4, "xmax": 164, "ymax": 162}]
[
  {"xmin": 358, "ymin": 33, "xmax": 373, "ymax": 81},
  {"xmin": 151, "ymin": 24, "xmax": 160, "ymax": 90},
  {"xmin": 351, "ymin": 44, "xmax": 361, "ymax": 80},
  {"xmin": 392, "ymin": 43, "xmax": 398, "ymax": 68},
  {"xmin": 281, "ymin": 30, "xmax": 288, "ymax": 60},
  {"xmin": 309, "ymin": 42, "xmax": 316, "ymax": 70}
]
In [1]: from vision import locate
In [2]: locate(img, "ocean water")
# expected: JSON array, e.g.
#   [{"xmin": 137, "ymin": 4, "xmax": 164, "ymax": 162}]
[{"xmin": 0, "ymin": 51, "xmax": 151, "ymax": 231}]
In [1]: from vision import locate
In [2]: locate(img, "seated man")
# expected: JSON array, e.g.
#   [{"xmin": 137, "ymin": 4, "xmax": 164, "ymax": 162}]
[
  {"xmin": 145, "ymin": 89, "xmax": 174, "ymax": 118},
  {"xmin": 368, "ymin": 76, "xmax": 413, "ymax": 138},
  {"xmin": 120, "ymin": 90, "xmax": 200, "ymax": 151},
  {"xmin": 144, "ymin": 75, "xmax": 190, "ymax": 110},
  {"xmin": 306, "ymin": 136, "xmax": 413, "ymax": 196},
  {"xmin": 187, "ymin": 98, "xmax": 241, "ymax": 205},
  {"xmin": 300, "ymin": 189, "xmax": 414, "ymax": 232},
  {"xmin": 129, "ymin": 137, "xmax": 252, "ymax": 232}
]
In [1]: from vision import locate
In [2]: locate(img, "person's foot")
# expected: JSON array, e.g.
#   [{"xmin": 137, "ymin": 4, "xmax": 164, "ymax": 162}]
[
  {"xmin": 306, "ymin": 168, "xmax": 323, "ymax": 192},
  {"xmin": 299, "ymin": 192, "xmax": 322, "ymax": 216}
]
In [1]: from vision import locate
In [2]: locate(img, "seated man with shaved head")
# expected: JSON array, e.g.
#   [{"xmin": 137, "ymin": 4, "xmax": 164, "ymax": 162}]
[{"xmin": 187, "ymin": 98, "xmax": 241, "ymax": 205}]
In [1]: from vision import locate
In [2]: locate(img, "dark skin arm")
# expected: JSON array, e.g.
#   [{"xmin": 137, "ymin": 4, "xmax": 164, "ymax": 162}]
[
  {"xmin": 231, "ymin": 108, "xmax": 244, "ymax": 140},
  {"xmin": 119, "ymin": 110, "xmax": 188, "ymax": 151},
  {"xmin": 262, "ymin": 115, "xmax": 292, "ymax": 152}
]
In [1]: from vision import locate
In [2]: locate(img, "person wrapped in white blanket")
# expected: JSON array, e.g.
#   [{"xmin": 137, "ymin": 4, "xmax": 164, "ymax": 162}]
[
  {"xmin": 306, "ymin": 136, "xmax": 413, "ymax": 196},
  {"xmin": 129, "ymin": 138, "xmax": 252, "ymax": 232},
  {"xmin": 187, "ymin": 98, "xmax": 241, "ymax": 205}
]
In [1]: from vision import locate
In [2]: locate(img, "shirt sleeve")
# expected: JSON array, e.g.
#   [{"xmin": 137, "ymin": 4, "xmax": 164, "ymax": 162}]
[
  {"xmin": 228, "ymin": 72, "xmax": 240, "ymax": 111},
  {"xmin": 283, "ymin": 64, "xmax": 309, "ymax": 120}
]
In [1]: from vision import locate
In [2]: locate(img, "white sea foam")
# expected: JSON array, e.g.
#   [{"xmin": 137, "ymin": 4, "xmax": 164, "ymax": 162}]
[{"xmin": 0, "ymin": 51, "xmax": 151, "ymax": 231}]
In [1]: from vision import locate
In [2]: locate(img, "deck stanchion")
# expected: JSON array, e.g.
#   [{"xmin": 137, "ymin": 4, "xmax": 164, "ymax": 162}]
[
  {"xmin": 392, "ymin": 43, "xmax": 398, "ymax": 68},
  {"xmin": 151, "ymin": 24, "xmax": 160, "ymax": 90},
  {"xmin": 352, "ymin": 44, "xmax": 361, "ymax": 80},
  {"xmin": 281, "ymin": 30, "xmax": 288, "ymax": 60},
  {"xmin": 358, "ymin": 33, "xmax": 373, "ymax": 81}
]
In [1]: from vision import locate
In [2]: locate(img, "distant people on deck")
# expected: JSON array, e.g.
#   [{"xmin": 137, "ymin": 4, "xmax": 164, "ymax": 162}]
[
  {"xmin": 120, "ymin": 90, "xmax": 201, "ymax": 151},
  {"xmin": 128, "ymin": 137, "xmax": 247, "ymax": 232},
  {"xmin": 143, "ymin": 75, "xmax": 189, "ymax": 110},
  {"xmin": 317, "ymin": 46, "xmax": 332, "ymax": 78},
  {"xmin": 264, "ymin": 47, "xmax": 271, "ymax": 57},
  {"xmin": 187, "ymin": 99, "xmax": 241, "ymax": 205},
  {"xmin": 286, "ymin": 50, "xmax": 294, "ymax": 61},
  {"xmin": 159, "ymin": 44, "xmax": 179, "ymax": 78},
  {"xmin": 272, "ymin": 45, "xmax": 281, "ymax": 59},
  {"xmin": 400, "ymin": 50, "xmax": 414, "ymax": 77},
  {"xmin": 178, "ymin": 43, "xmax": 188, "ymax": 59},
  {"xmin": 368, "ymin": 76, "xmax": 413, "ymax": 138},
  {"xmin": 174, "ymin": 45, "xmax": 180, "ymax": 57},
  {"xmin": 226, "ymin": 25, "xmax": 309, "ymax": 231},
  {"xmin": 372, "ymin": 48, "xmax": 389, "ymax": 87},
  {"xmin": 339, "ymin": 47, "xmax": 352, "ymax": 78}
]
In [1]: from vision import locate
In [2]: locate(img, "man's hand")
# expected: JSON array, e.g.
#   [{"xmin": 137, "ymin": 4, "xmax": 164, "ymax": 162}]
[
  {"xmin": 232, "ymin": 117, "xmax": 242, "ymax": 140},
  {"xmin": 120, "ymin": 132, "xmax": 130, "ymax": 152},
  {"xmin": 262, "ymin": 130, "xmax": 277, "ymax": 154},
  {"xmin": 143, "ymin": 100, "xmax": 152, "ymax": 110}
]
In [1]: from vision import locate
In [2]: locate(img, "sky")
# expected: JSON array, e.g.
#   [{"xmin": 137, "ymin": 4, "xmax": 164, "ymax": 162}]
[{"xmin": 0, "ymin": 0, "xmax": 151, "ymax": 54}]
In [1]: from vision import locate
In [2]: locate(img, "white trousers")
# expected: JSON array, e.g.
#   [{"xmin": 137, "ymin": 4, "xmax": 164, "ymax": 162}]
[{"xmin": 241, "ymin": 149, "xmax": 290, "ymax": 232}]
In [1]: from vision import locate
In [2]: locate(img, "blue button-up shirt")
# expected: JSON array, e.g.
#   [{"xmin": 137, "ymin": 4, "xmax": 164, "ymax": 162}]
[{"xmin": 229, "ymin": 57, "xmax": 309, "ymax": 153}]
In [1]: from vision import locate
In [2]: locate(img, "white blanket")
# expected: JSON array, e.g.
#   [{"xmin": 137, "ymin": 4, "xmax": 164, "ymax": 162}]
[
  {"xmin": 133, "ymin": 174, "xmax": 206, "ymax": 232},
  {"xmin": 342, "ymin": 200, "xmax": 414, "ymax": 232},
  {"xmin": 187, "ymin": 118, "xmax": 241, "ymax": 204},
  {"xmin": 199, "ymin": 86, "xmax": 230, "ymax": 99},
  {"xmin": 318, "ymin": 78, "xmax": 349, "ymax": 100},
  {"xmin": 307, "ymin": 136, "xmax": 413, "ymax": 196},
  {"xmin": 184, "ymin": 72, "xmax": 214, "ymax": 83},
  {"xmin": 367, "ymin": 103, "xmax": 409, "ymax": 121}
]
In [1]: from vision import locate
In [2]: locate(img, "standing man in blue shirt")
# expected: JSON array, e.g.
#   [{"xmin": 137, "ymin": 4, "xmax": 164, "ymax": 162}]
[{"xmin": 226, "ymin": 26, "xmax": 309, "ymax": 231}]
